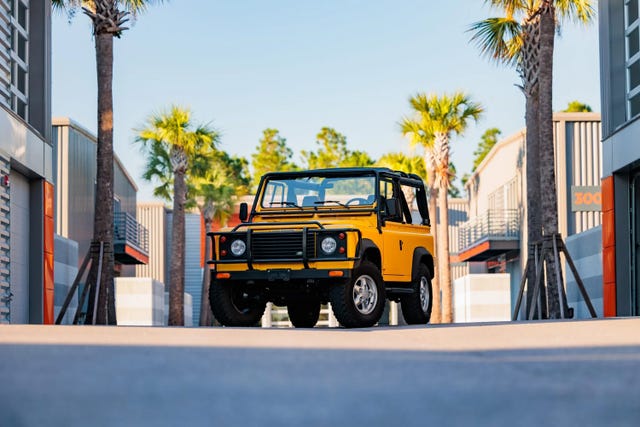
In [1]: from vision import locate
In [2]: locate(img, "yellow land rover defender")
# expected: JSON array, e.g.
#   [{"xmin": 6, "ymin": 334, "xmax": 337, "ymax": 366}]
[{"xmin": 208, "ymin": 167, "xmax": 435, "ymax": 328}]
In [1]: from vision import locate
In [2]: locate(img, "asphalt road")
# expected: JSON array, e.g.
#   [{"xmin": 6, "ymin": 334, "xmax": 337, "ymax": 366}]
[{"xmin": 1, "ymin": 318, "xmax": 640, "ymax": 427}]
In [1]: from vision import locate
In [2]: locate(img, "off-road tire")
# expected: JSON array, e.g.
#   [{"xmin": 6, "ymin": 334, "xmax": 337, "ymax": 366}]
[
  {"xmin": 287, "ymin": 300, "xmax": 321, "ymax": 328},
  {"xmin": 401, "ymin": 264, "xmax": 432, "ymax": 324},
  {"xmin": 329, "ymin": 261, "xmax": 385, "ymax": 328},
  {"xmin": 210, "ymin": 280, "xmax": 265, "ymax": 327}
]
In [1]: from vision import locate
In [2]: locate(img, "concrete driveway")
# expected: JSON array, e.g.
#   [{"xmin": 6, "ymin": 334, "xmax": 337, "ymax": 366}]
[{"xmin": 1, "ymin": 318, "xmax": 639, "ymax": 426}]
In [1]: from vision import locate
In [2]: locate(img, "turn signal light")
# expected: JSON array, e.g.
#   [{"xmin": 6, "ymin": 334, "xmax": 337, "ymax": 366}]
[
  {"xmin": 216, "ymin": 272, "xmax": 231, "ymax": 279},
  {"xmin": 329, "ymin": 270, "xmax": 344, "ymax": 277}
]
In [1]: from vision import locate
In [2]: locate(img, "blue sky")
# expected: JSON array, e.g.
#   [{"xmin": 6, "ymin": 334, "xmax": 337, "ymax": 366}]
[{"xmin": 52, "ymin": 0, "xmax": 600, "ymax": 201}]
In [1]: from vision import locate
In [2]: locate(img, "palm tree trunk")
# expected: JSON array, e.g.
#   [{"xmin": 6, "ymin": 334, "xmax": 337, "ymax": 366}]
[
  {"xmin": 520, "ymin": 17, "xmax": 547, "ymax": 319},
  {"xmin": 169, "ymin": 169, "xmax": 187, "ymax": 326},
  {"xmin": 88, "ymin": 31, "xmax": 116, "ymax": 325},
  {"xmin": 425, "ymin": 150, "xmax": 441, "ymax": 324},
  {"xmin": 199, "ymin": 215, "xmax": 213, "ymax": 326},
  {"xmin": 434, "ymin": 133, "xmax": 453, "ymax": 323},
  {"xmin": 539, "ymin": 1, "xmax": 563, "ymax": 318}
]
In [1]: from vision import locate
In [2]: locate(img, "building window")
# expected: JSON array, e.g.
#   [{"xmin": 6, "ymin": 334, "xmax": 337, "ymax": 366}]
[
  {"xmin": 627, "ymin": 0, "xmax": 640, "ymax": 119},
  {"xmin": 0, "ymin": 0, "xmax": 29, "ymax": 120}
]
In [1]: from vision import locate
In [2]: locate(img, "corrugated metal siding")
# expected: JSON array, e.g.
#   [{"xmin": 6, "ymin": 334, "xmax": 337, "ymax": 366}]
[
  {"xmin": 448, "ymin": 198, "xmax": 470, "ymax": 282},
  {"xmin": 448, "ymin": 198, "xmax": 468, "ymax": 254},
  {"xmin": 566, "ymin": 119, "xmax": 603, "ymax": 235},
  {"xmin": 135, "ymin": 203, "xmax": 167, "ymax": 284},
  {"xmin": 56, "ymin": 125, "xmax": 97, "ymax": 261},
  {"xmin": 184, "ymin": 213, "xmax": 203, "ymax": 324},
  {"xmin": 163, "ymin": 211, "xmax": 203, "ymax": 324},
  {"xmin": 53, "ymin": 122, "xmax": 140, "ymax": 265},
  {"xmin": 115, "ymin": 163, "xmax": 137, "ymax": 216}
]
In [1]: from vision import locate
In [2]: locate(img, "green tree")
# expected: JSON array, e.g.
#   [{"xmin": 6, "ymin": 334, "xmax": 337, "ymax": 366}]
[
  {"xmin": 376, "ymin": 152, "xmax": 427, "ymax": 208},
  {"xmin": 301, "ymin": 127, "xmax": 374, "ymax": 169},
  {"xmin": 52, "ymin": 0, "xmax": 160, "ymax": 324},
  {"xmin": 400, "ymin": 109, "xmax": 441, "ymax": 323},
  {"xmin": 448, "ymin": 162, "xmax": 462, "ymax": 198},
  {"xmin": 136, "ymin": 106, "xmax": 218, "ymax": 326},
  {"xmin": 190, "ymin": 153, "xmax": 238, "ymax": 327},
  {"xmin": 251, "ymin": 129, "xmax": 298, "ymax": 190},
  {"xmin": 563, "ymin": 100, "xmax": 592, "ymax": 112},
  {"xmin": 403, "ymin": 92, "xmax": 483, "ymax": 324},
  {"xmin": 472, "ymin": 128, "xmax": 502, "ymax": 171},
  {"xmin": 470, "ymin": 0, "xmax": 594, "ymax": 318}
]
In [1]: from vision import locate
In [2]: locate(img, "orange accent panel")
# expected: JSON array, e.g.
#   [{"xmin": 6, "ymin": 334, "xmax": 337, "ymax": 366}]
[
  {"xmin": 603, "ymin": 282, "xmax": 617, "ymax": 317},
  {"xmin": 602, "ymin": 176, "xmax": 614, "ymax": 212},
  {"xmin": 43, "ymin": 286, "xmax": 54, "ymax": 325},
  {"xmin": 603, "ymin": 246, "xmax": 616, "ymax": 285},
  {"xmin": 43, "ymin": 181, "xmax": 55, "ymax": 325},
  {"xmin": 124, "ymin": 245, "xmax": 149, "ymax": 265},
  {"xmin": 602, "ymin": 210, "xmax": 615, "ymax": 248},
  {"xmin": 456, "ymin": 241, "xmax": 491, "ymax": 262},
  {"xmin": 44, "ymin": 181, "xmax": 55, "ymax": 218},
  {"xmin": 44, "ymin": 215, "xmax": 54, "ymax": 254},
  {"xmin": 43, "ymin": 250, "xmax": 54, "ymax": 325}
]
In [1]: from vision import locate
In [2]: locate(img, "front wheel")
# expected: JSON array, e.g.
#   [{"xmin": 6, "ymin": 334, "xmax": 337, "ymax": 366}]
[
  {"xmin": 210, "ymin": 281, "xmax": 265, "ymax": 327},
  {"xmin": 329, "ymin": 261, "xmax": 385, "ymax": 328},
  {"xmin": 287, "ymin": 300, "xmax": 321, "ymax": 328},
  {"xmin": 401, "ymin": 264, "xmax": 432, "ymax": 324}
]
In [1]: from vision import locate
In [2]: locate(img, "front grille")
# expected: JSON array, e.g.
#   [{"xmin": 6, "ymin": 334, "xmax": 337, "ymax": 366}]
[{"xmin": 252, "ymin": 231, "xmax": 315, "ymax": 260}]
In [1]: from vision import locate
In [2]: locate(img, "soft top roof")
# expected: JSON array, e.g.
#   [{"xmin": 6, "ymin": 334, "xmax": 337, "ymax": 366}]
[{"xmin": 261, "ymin": 167, "xmax": 424, "ymax": 184}]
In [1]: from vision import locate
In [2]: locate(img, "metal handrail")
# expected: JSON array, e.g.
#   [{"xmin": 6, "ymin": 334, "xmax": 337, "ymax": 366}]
[
  {"xmin": 114, "ymin": 212, "xmax": 149, "ymax": 253},
  {"xmin": 458, "ymin": 209, "xmax": 520, "ymax": 251}
]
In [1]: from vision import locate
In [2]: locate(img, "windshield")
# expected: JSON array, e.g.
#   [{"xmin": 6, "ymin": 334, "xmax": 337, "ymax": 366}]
[{"xmin": 259, "ymin": 174, "xmax": 377, "ymax": 209}]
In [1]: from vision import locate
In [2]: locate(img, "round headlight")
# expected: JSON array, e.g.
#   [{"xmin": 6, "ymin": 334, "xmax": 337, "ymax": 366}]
[
  {"xmin": 321, "ymin": 237, "xmax": 337, "ymax": 254},
  {"xmin": 230, "ymin": 239, "xmax": 246, "ymax": 256}
]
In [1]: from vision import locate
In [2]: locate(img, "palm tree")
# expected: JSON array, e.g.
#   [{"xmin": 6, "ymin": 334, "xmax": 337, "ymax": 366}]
[
  {"xmin": 376, "ymin": 152, "xmax": 427, "ymax": 209},
  {"xmin": 538, "ymin": 0, "xmax": 594, "ymax": 317},
  {"xmin": 403, "ymin": 93, "xmax": 483, "ymax": 323},
  {"xmin": 190, "ymin": 152, "xmax": 243, "ymax": 326},
  {"xmin": 52, "ymin": 0, "xmax": 159, "ymax": 324},
  {"xmin": 136, "ymin": 106, "xmax": 218, "ymax": 326},
  {"xmin": 400, "ymin": 117, "xmax": 441, "ymax": 323},
  {"xmin": 470, "ymin": 0, "xmax": 594, "ymax": 318}
]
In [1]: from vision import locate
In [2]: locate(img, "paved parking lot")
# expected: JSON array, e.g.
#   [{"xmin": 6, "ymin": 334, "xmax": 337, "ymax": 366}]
[{"xmin": 1, "ymin": 318, "xmax": 639, "ymax": 426}]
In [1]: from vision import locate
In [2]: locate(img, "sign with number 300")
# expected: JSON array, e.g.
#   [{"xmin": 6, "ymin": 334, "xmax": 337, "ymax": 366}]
[{"xmin": 571, "ymin": 186, "xmax": 602, "ymax": 212}]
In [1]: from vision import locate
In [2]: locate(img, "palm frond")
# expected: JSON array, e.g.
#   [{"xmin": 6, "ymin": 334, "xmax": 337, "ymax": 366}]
[
  {"xmin": 555, "ymin": 0, "xmax": 595, "ymax": 25},
  {"xmin": 469, "ymin": 17, "xmax": 522, "ymax": 66}
]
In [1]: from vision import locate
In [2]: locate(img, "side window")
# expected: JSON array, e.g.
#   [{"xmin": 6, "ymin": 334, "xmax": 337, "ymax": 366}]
[
  {"xmin": 399, "ymin": 184, "xmax": 420, "ymax": 225},
  {"xmin": 380, "ymin": 179, "xmax": 408, "ymax": 223}
]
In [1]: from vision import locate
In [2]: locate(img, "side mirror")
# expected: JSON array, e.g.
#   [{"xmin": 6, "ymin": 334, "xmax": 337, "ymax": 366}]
[{"xmin": 239, "ymin": 202, "xmax": 248, "ymax": 222}]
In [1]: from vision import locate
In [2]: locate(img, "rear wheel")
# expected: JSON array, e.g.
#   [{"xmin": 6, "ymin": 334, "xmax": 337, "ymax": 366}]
[
  {"xmin": 287, "ymin": 300, "xmax": 321, "ymax": 328},
  {"xmin": 329, "ymin": 261, "xmax": 385, "ymax": 328},
  {"xmin": 401, "ymin": 264, "xmax": 432, "ymax": 324},
  {"xmin": 210, "ymin": 281, "xmax": 265, "ymax": 327}
]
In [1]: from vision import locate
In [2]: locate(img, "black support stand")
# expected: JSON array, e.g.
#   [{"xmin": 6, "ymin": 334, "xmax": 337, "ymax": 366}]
[
  {"xmin": 55, "ymin": 241, "xmax": 109, "ymax": 325},
  {"xmin": 513, "ymin": 233, "xmax": 597, "ymax": 320}
]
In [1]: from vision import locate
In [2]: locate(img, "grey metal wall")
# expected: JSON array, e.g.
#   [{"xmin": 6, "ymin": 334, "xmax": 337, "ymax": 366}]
[
  {"xmin": 53, "ymin": 119, "xmax": 138, "ymax": 263},
  {"xmin": 54, "ymin": 234, "xmax": 78, "ymax": 325},
  {"xmin": 164, "ymin": 211, "xmax": 203, "ymax": 324},
  {"xmin": 114, "ymin": 157, "xmax": 137, "ymax": 216},
  {"xmin": 565, "ymin": 226, "xmax": 603, "ymax": 318}
]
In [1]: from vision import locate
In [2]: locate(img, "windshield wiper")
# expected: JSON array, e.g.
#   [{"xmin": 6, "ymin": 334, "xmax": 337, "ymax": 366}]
[
  {"xmin": 269, "ymin": 201, "xmax": 303, "ymax": 210},
  {"xmin": 314, "ymin": 200, "xmax": 346, "ymax": 207}
]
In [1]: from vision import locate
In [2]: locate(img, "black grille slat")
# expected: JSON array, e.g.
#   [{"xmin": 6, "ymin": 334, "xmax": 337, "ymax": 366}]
[{"xmin": 252, "ymin": 232, "xmax": 305, "ymax": 260}]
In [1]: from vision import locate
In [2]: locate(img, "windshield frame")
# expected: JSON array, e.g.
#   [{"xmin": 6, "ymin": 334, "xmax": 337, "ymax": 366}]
[{"xmin": 255, "ymin": 170, "xmax": 379, "ymax": 214}]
